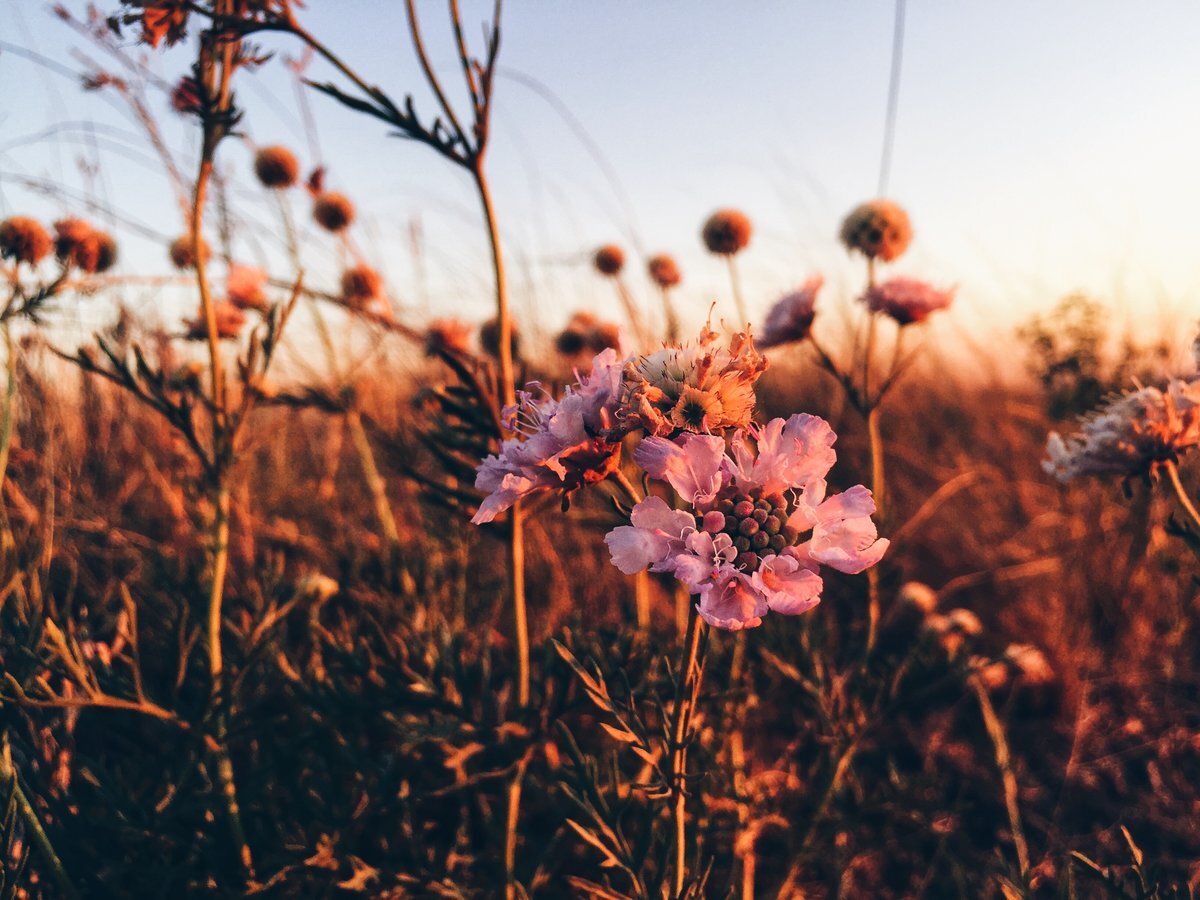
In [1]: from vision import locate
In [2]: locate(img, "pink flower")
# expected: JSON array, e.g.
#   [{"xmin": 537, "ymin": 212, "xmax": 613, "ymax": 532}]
[
  {"xmin": 863, "ymin": 277, "xmax": 954, "ymax": 325},
  {"xmin": 226, "ymin": 264, "xmax": 269, "ymax": 311},
  {"xmin": 604, "ymin": 415, "xmax": 888, "ymax": 630},
  {"xmin": 472, "ymin": 348, "xmax": 626, "ymax": 524},
  {"xmin": 759, "ymin": 276, "xmax": 822, "ymax": 349}
]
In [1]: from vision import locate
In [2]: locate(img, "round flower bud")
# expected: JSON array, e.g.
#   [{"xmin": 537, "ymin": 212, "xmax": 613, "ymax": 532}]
[
  {"xmin": 312, "ymin": 192, "xmax": 355, "ymax": 232},
  {"xmin": 91, "ymin": 231, "xmax": 118, "ymax": 273},
  {"xmin": 480, "ymin": 317, "xmax": 520, "ymax": 360},
  {"xmin": 701, "ymin": 209, "xmax": 752, "ymax": 255},
  {"xmin": 54, "ymin": 219, "xmax": 117, "ymax": 274},
  {"xmin": 340, "ymin": 265, "xmax": 383, "ymax": 308},
  {"xmin": 169, "ymin": 234, "xmax": 211, "ymax": 270},
  {"xmin": 593, "ymin": 244, "xmax": 625, "ymax": 276},
  {"xmin": 648, "ymin": 253, "xmax": 681, "ymax": 288},
  {"xmin": 0, "ymin": 216, "xmax": 52, "ymax": 265},
  {"xmin": 839, "ymin": 199, "xmax": 912, "ymax": 262},
  {"xmin": 254, "ymin": 145, "xmax": 300, "ymax": 189}
]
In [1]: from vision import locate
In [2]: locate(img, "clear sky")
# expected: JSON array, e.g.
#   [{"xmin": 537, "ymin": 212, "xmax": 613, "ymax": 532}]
[{"xmin": 2, "ymin": 1, "xmax": 1199, "ymax": 347}]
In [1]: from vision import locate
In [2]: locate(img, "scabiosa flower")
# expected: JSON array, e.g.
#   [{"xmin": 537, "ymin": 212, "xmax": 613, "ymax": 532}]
[
  {"xmin": 54, "ymin": 219, "xmax": 116, "ymax": 274},
  {"xmin": 702, "ymin": 209, "xmax": 752, "ymax": 256},
  {"xmin": 593, "ymin": 244, "xmax": 625, "ymax": 276},
  {"xmin": 254, "ymin": 145, "xmax": 299, "ymax": 189},
  {"xmin": 648, "ymin": 253, "xmax": 682, "ymax": 288},
  {"xmin": 759, "ymin": 276, "xmax": 823, "ymax": 349},
  {"xmin": 617, "ymin": 323, "xmax": 768, "ymax": 437},
  {"xmin": 185, "ymin": 302, "xmax": 246, "ymax": 341},
  {"xmin": 169, "ymin": 234, "xmax": 210, "ymax": 270},
  {"xmin": 604, "ymin": 415, "xmax": 888, "ymax": 630},
  {"xmin": 226, "ymin": 264, "xmax": 269, "ymax": 311},
  {"xmin": 472, "ymin": 348, "xmax": 626, "ymax": 523},
  {"xmin": 423, "ymin": 318, "xmax": 473, "ymax": 357},
  {"xmin": 313, "ymin": 192, "xmax": 355, "ymax": 232},
  {"xmin": 862, "ymin": 276, "xmax": 954, "ymax": 326},
  {"xmin": 340, "ymin": 264, "xmax": 383, "ymax": 309},
  {"xmin": 840, "ymin": 199, "xmax": 912, "ymax": 262},
  {"xmin": 0, "ymin": 216, "xmax": 52, "ymax": 265},
  {"xmin": 1044, "ymin": 379, "xmax": 1200, "ymax": 481}
]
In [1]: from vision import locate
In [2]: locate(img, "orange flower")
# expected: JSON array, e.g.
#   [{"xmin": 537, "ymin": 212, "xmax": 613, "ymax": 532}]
[
  {"xmin": 702, "ymin": 209, "xmax": 752, "ymax": 255},
  {"xmin": 840, "ymin": 199, "xmax": 912, "ymax": 262},
  {"xmin": 169, "ymin": 234, "xmax": 211, "ymax": 270},
  {"xmin": 593, "ymin": 244, "xmax": 625, "ymax": 276},
  {"xmin": 647, "ymin": 253, "xmax": 681, "ymax": 288},
  {"xmin": 254, "ymin": 146, "xmax": 300, "ymax": 189},
  {"xmin": 0, "ymin": 216, "xmax": 53, "ymax": 266},
  {"xmin": 313, "ymin": 192, "xmax": 355, "ymax": 232}
]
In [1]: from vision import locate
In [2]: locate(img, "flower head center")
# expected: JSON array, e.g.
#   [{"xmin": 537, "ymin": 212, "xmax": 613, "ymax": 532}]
[{"xmin": 697, "ymin": 486, "xmax": 800, "ymax": 573}]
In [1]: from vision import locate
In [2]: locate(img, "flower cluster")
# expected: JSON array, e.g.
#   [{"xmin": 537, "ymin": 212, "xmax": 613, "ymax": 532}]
[
  {"xmin": 605, "ymin": 417, "xmax": 887, "ymax": 629},
  {"xmin": 1044, "ymin": 378, "xmax": 1200, "ymax": 481},
  {"xmin": 616, "ymin": 324, "xmax": 767, "ymax": 437}
]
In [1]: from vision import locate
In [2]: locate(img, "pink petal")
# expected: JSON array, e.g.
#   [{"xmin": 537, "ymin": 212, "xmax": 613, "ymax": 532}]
[
  {"xmin": 739, "ymin": 414, "xmax": 837, "ymax": 494},
  {"xmin": 695, "ymin": 571, "xmax": 767, "ymax": 631},
  {"xmin": 603, "ymin": 496, "xmax": 693, "ymax": 574},
  {"xmin": 753, "ymin": 549, "xmax": 824, "ymax": 615},
  {"xmin": 806, "ymin": 486, "xmax": 889, "ymax": 574},
  {"xmin": 634, "ymin": 433, "xmax": 725, "ymax": 505}
]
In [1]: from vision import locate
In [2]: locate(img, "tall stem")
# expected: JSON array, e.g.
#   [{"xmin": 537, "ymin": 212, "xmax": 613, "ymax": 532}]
[
  {"xmin": 725, "ymin": 255, "xmax": 748, "ymax": 328},
  {"xmin": 670, "ymin": 605, "xmax": 705, "ymax": 897},
  {"xmin": 728, "ymin": 632, "xmax": 751, "ymax": 899},
  {"xmin": 346, "ymin": 408, "xmax": 403, "ymax": 579},
  {"xmin": 0, "ymin": 321, "xmax": 17, "ymax": 552}
]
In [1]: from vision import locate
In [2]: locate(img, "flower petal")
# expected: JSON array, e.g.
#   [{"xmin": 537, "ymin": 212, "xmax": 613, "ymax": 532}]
[
  {"xmin": 695, "ymin": 570, "xmax": 766, "ymax": 630},
  {"xmin": 603, "ymin": 496, "xmax": 693, "ymax": 574},
  {"xmin": 634, "ymin": 433, "xmax": 725, "ymax": 504},
  {"xmin": 753, "ymin": 549, "xmax": 824, "ymax": 615}
]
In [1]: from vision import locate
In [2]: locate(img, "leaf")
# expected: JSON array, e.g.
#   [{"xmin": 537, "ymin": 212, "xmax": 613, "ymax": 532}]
[{"xmin": 564, "ymin": 818, "xmax": 625, "ymax": 873}]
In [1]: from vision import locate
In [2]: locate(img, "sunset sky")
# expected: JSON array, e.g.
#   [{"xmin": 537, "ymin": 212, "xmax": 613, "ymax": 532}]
[{"xmin": 2, "ymin": 1, "xmax": 1199, "ymax": 344}]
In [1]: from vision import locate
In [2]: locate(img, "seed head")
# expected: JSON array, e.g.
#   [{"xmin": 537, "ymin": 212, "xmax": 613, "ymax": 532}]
[
  {"xmin": 169, "ymin": 234, "xmax": 211, "ymax": 270},
  {"xmin": 185, "ymin": 301, "xmax": 245, "ymax": 341},
  {"xmin": 593, "ymin": 244, "xmax": 625, "ymax": 276},
  {"xmin": 254, "ymin": 145, "xmax": 300, "ymax": 189},
  {"xmin": 226, "ymin": 264, "xmax": 269, "ymax": 311},
  {"xmin": 54, "ymin": 218, "xmax": 117, "ymax": 273},
  {"xmin": 702, "ymin": 209, "xmax": 752, "ymax": 255},
  {"xmin": 647, "ymin": 253, "xmax": 681, "ymax": 288},
  {"xmin": 481, "ymin": 317, "xmax": 520, "ymax": 360},
  {"xmin": 340, "ymin": 265, "xmax": 383, "ymax": 309},
  {"xmin": 423, "ymin": 318, "xmax": 473, "ymax": 357},
  {"xmin": 840, "ymin": 199, "xmax": 912, "ymax": 262},
  {"xmin": 0, "ymin": 216, "xmax": 53, "ymax": 266},
  {"xmin": 313, "ymin": 192, "xmax": 355, "ymax": 232}
]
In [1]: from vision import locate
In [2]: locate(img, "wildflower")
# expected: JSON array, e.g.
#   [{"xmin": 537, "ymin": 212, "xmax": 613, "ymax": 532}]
[
  {"xmin": 840, "ymin": 199, "xmax": 912, "ymax": 262},
  {"xmin": 254, "ymin": 145, "xmax": 299, "ymax": 189},
  {"xmin": 0, "ymin": 216, "xmax": 52, "ymax": 265},
  {"xmin": 593, "ymin": 244, "xmax": 625, "ymax": 276},
  {"xmin": 169, "ymin": 234, "xmax": 211, "ymax": 270},
  {"xmin": 759, "ymin": 276, "xmax": 823, "ymax": 349},
  {"xmin": 340, "ymin": 265, "xmax": 383, "ymax": 309},
  {"xmin": 169, "ymin": 76, "xmax": 202, "ymax": 115},
  {"xmin": 226, "ymin": 264, "xmax": 269, "ymax": 311},
  {"xmin": 648, "ymin": 253, "xmax": 682, "ymax": 288},
  {"xmin": 863, "ymin": 276, "xmax": 954, "ymax": 326},
  {"xmin": 481, "ymin": 317, "xmax": 520, "ymax": 360},
  {"xmin": 605, "ymin": 415, "xmax": 888, "ymax": 629},
  {"xmin": 702, "ymin": 209, "xmax": 752, "ymax": 255},
  {"xmin": 617, "ymin": 323, "xmax": 767, "ymax": 437},
  {"xmin": 1044, "ymin": 379, "xmax": 1200, "ymax": 481},
  {"xmin": 472, "ymin": 348, "xmax": 626, "ymax": 523},
  {"xmin": 54, "ymin": 219, "xmax": 116, "ymax": 273},
  {"xmin": 185, "ymin": 302, "xmax": 246, "ymax": 341},
  {"xmin": 555, "ymin": 312, "xmax": 624, "ymax": 359},
  {"xmin": 424, "ymin": 318, "xmax": 473, "ymax": 357},
  {"xmin": 313, "ymin": 192, "xmax": 355, "ymax": 232}
]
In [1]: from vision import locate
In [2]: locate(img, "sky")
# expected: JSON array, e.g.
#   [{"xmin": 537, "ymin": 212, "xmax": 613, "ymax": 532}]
[{"xmin": 2, "ymin": 1, "xmax": 1200, "ymax": 350}]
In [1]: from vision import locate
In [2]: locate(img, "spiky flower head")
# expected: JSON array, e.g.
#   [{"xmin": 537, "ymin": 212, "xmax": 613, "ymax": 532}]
[
  {"xmin": 862, "ymin": 276, "xmax": 954, "ymax": 326},
  {"xmin": 169, "ymin": 234, "xmax": 211, "ymax": 270},
  {"xmin": 226, "ymin": 264, "xmax": 269, "ymax": 311},
  {"xmin": 340, "ymin": 265, "xmax": 382, "ymax": 309},
  {"xmin": 1044, "ymin": 379, "xmax": 1200, "ymax": 482},
  {"xmin": 254, "ymin": 145, "xmax": 300, "ymax": 189},
  {"xmin": 702, "ymin": 209, "xmax": 752, "ymax": 255},
  {"xmin": 0, "ymin": 216, "xmax": 53, "ymax": 266},
  {"xmin": 593, "ymin": 244, "xmax": 625, "ymax": 276},
  {"xmin": 840, "ymin": 199, "xmax": 912, "ymax": 262},
  {"xmin": 54, "ymin": 218, "xmax": 116, "ymax": 273},
  {"xmin": 616, "ymin": 323, "xmax": 767, "ymax": 437},
  {"xmin": 648, "ymin": 253, "xmax": 682, "ymax": 288},
  {"xmin": 759, "ymin": 276, "xmax": 823, "ymax": 349},
  {"xmin": 169, "ymin": 76, "xmax": 202, "ymax": 115},
  {"xmin": 313, "ymin": 192, "xmax": 355, "ymax": 232}
]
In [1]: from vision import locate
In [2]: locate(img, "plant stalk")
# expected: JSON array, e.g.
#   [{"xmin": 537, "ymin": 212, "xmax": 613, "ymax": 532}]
[{"xmin": 670, "ymin": 605, "xmax": 705, "ymax": 897}]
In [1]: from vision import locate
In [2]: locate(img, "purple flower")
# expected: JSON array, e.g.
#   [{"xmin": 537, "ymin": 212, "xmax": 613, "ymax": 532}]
[
  {"xmin": 863, "ymin": 276, "xmax": 954, "ymax": 325},
  {"xmin": 604, "ymin": 415, "xmax": 888, "ymax": 630},
  {"xmin": 472, "ymin": 348, "xmax": 625, "ymax": 523},
  {"xmin": 758, "ymin": 276, "xmax": 822, "ymax": 349}
]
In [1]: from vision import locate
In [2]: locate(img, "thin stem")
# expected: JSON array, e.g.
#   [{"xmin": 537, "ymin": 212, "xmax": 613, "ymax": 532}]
[
  {"xmin": 611, "ymin": 468, "xmax": 645, "ymax": 506},
  {"xmin": 1165, "ymin": 460, "xmax": 1200, "ymax": 531},
  {"xmin": 865, "ymin": 407, "xmax": 885, "ymax": 655},
  {"xmin": 660, "ymin": 285, "xmax": 680, "ymax": 344},
  {"xmin": 970, "ymin": 677, "xmax": 1030, "ymax": 880},
  {"xmin": 504, "ymin": 757, "xmax": 528, "ymax": 900},
  {"xmin": 634, "ymin": 570, "xmax": 650, "ymax": 632},
  {"xmin": 725, "ymin": 254, "xmax": 748, "ymax": 328},
  {"xmin": 346, "ymin": 408, "xmax": 403, "ymax": 579},
  {"xmin": 1, "ymin": 736, "xmax": 81, "ymax": 900},
  {"xmin": 728, "ymin": 632, "xmax": 751, "ymax": 899},
  {"xmin": 670, "ymin": 605, "xmax": 705, "ymax": 897},
  {"xmin": 0, "ymin": 321, "xmax": 17, "ymax": 552}
]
